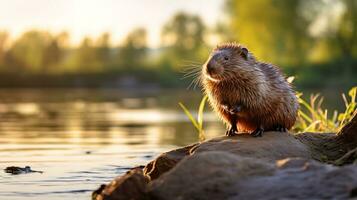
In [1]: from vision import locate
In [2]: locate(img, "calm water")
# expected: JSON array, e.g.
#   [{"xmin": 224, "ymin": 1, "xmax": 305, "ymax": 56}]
[{"xmin": 0, "ymin": 88, "xmax": 224, "ymax": 200}]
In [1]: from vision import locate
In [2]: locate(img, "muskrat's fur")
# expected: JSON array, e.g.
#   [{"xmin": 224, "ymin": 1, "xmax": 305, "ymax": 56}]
[{"xmin": 201, "ymin": 43, "xmax": 298, "ymax": 137}]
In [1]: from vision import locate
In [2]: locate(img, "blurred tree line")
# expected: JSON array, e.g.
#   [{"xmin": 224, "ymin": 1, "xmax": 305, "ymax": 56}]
[
  {"xmin": 223, "ymin": 0, "xmax": 356, "ymax": 88},
  {"xmin": 0, "ymin": 30, "xmax": 148, "ymax": 75},
  {"xmin": 0, "ymin": 0, "xmax": 355, "ymax": 88}
]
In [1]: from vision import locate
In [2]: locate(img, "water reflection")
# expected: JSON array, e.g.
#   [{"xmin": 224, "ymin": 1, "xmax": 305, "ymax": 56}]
[{"xmin": 0, "ymin": 88, "xmax": 224, "ymax": 200}]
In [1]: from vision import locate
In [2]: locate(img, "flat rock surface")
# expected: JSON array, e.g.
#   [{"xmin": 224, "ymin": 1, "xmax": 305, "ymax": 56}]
[
  {"xmin": 149, "ymin": 151, "xmax": 357, "ymax": 200},
  {"xmin": 145, "ymin": 131, "xmax": 311, "ymax": 180},
  {"xmin": 193, "ymin": 132, "xmax": 311, "ymax": 162}
]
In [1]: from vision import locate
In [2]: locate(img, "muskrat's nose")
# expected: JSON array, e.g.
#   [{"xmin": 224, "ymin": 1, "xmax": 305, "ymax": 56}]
[
  {"xmin": 206, "ymin": 62, "xmax": 214, "ymax": 74},
  {"xmin": 206, "ymin": 59, "xmax": 217, "ymax": 75}
]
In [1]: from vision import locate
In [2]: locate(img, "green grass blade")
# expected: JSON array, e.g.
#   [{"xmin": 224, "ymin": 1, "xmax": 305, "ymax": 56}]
[
  {"xmin": 299, "ymin": 97, "xmax": 316, "ymax": 117},
  {"xmin": 197, "ymin": 95, "xmax": 208, "ymax": 129},
  {"xmin": 295, "ymin": 86, "xmax": 356, "ymax": 133},
  {"xmin": 298, "ymin": 110, "xmax": 312, "ymax": 123},
  {"xmin": 303, "ymin": 120, "xmax": 321, "ymax": 132},
  {"xmin": 179, "ymin": 102, "xmax": 200, "ymax": 131}
]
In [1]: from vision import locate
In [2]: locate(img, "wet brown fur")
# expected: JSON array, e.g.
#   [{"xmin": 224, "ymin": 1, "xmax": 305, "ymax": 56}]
[{"xmin": 202, "ymin": 43, "xmax": 299, "ymax": 133}]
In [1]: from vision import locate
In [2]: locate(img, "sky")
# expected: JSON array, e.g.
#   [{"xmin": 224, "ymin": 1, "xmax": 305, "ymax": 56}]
[{"xmin": 0, "ymin": 0, "xmax": 224, "ymax": 47}]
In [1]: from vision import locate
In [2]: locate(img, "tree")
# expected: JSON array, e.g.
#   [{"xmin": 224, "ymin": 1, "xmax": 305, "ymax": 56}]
[
  {"xmin": 5, "ymin": 30, "xmax": 66, "ymax": 74},
  {"xmin": 43, "ymin": 32, "xmax": 68, "ymax": 73},
  {"xmin": 71, "ymin": 37, "xmax": 102, "ymax": 72},
  {"xmin": 224, "ymin": 0, "xmax": 312, "ymax": 66},
  {"xmin": 7, "ymin": 31, "xmax": 49, "ymax": 72},
  {"xmin": 329, "ymin": 0, "xmax": 357, "ymax": 59},
  {"xmin": 0, "ymin": 31, "xmax": 8, "ymax": 69},
  {"xmin": 96, "ymin": 32, "xmax": 111, "ymax": 68},
  {"xmin": 162, "ymin": 12, "xmax": 205, "ymax": 54},
  {"xmin": 64, "ymin": 33, "xmax": 111, "ymax": 73},
  {"xmin": 116, "ymin": 28, "xmax": 147, "ymax": 70},
  {"xmin": 161, "ymin": 12, "xmax": 207, "ymax": 70}
]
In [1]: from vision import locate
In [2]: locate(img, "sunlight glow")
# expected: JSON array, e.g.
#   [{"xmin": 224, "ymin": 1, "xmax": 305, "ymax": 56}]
[{"xmin": 0, "ymin": 0, "xmax": 224, "ymax": 47}]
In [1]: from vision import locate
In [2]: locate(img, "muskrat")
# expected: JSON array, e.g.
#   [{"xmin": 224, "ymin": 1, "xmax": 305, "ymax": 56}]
[{"xmin": 201, "ymin": 43, "xmax": 299, "ymax": 137}]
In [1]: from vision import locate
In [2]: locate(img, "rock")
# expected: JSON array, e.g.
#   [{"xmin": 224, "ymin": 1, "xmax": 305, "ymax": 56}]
[
  {"xmin": 193, "ymin": 131, "xmax": 311, "ymax": 162},
  {"xmin": 229, "ymin": 157, "xmax": 357, "ymax": 200},
  {"xmin": 144, "ymin": 143, "xmax": 197, "ymax": 180},
  {"xmin": 4, "ymin": 166, "xmax": 43, "ymax": 175},
  {"xmin": 143, "ymin": 126, "xmax": 357, "ymax": 180},
  {"xmin": 144, "ymin": 131, "xmax": 311, "ymax": 180},
  {"xmin": 92, "ymin": 167, "xmax": 149, "ymax": 200},
  {"xmin": 296, "ymin": 114, "xmax": 357, "ymax": 162},
  {"xmin": 148, "ymin": 152, "xmax": 357, "ymax": 200},
  {"xmin": 334, "ymin": 147, "xmax": 357, "ymax": 166},
  {"xmin": 95, "ymin": 115, "xmax": 357, "ymax": 199},
  {"xmin": 148, "ymin": 151, "xmax": 275, "ymax": 200}
]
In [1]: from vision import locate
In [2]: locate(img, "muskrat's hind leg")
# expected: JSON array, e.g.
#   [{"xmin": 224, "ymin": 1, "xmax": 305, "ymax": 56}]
[
  {"xmin": 226, "ymin": 123, "xmax": 237, "ymax": 136},
  {"xmin": 275, "ymin": 125, "xmax": 288, "ymax": 132},
  {"xmin": 223, "ymin": 104, "xmax": 241, "ymax": 137},
  {"xmin": 225, "ymin": 115, "xmax": 238, "ymax": 136},
  {"xmin": 251, "ymin": 126, "xmax": 264, "ymax": 137}
]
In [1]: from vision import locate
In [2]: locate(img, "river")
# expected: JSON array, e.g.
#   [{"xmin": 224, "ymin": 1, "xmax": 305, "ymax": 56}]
[{"xmin": 0, "ymin": 88, "xmax": 224, "ymax": 200}]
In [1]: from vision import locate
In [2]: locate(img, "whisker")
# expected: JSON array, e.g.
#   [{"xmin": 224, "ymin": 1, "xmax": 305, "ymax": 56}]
[
  {"xmin": 181, "ymin": 67, "xmax": 201, "ymax": 73},
  {"xmin": 182, "ymin": 68, "xmax": 199, "ymax": 73},
  {"xmin": 186, "ymin": 78, "xmax": 196, "ymax": 90},
  {"xmin": 193, "ymin": 75, "xmax": 202, "ymax": 90},
  {"xmin": 181, "ymin": 64, "xmax": 201, "ymax": 68},
  {"xmin": 181, "ymin": 60, "xmax": 203, "ymax": 65},
  {"xmin": 181, "ymin": 69, "xmax": 200, "ymax": 74},
  {"xmin": 181, "ymin": 73, "xmax": 200, "ymax": 79},
  {"xmin": 182, "ymin": 68, "xmax": 201, "ymax": 75},
  {"xmin": 180, "ymin": 67, "xmax": 201, "ymax": 74},
  {"xmin": 180, "ymin": 65, "xmax": 203, "ymax": 80},
  {"xmin": 185, "ymin": 72, "xmax": 203, "ymax": 90}
]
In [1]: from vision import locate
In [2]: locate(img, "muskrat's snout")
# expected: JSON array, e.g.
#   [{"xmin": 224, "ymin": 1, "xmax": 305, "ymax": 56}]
[
  {"xmin": 206, "ymin": 60, "xmax": 217, "ymax": 75},
  {"xmin": 204, "ymin": 53, "xmax": 224, "ymax": 79}
]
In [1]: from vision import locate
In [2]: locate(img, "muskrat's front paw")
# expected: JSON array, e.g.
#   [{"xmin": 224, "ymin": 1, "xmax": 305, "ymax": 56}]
[
  {"xmin": 225, "ymin": 128, "xmax": 237, "ymax": 136},
  {"xmin": 229, "ymin": 105, "xmax": 242, "ymax": 114},
  {"xmin": 222, "ymin": 104, "xmax": 242, "ymax": 115},
  {"xmin": 251, "ymin": 128, "xmax": 264, "ymax": 137},
  {"xmin": 221, "ymin": 105, "xmax": 230, "ymax": 112}
]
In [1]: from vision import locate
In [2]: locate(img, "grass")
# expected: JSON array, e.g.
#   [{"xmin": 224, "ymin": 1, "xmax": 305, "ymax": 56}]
[
  {"xmin": 294, "ymin": 86, "xmax": 357, "ymax": 133},
  {"xmin": 180, "ymin": 86, "xmax": 357, "ymax": 140},
  {"xmin": 179, "ymin": 95, "xmax": 208, "ymax": 141}
]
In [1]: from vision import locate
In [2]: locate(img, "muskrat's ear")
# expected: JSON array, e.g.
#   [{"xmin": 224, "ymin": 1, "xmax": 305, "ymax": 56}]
[{"xmin": 240, "ymin": 47, "xmax": 249, "ymax": 60}]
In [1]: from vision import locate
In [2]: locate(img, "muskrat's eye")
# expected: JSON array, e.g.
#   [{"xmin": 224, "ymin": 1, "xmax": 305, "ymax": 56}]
[{"xmin": 224, "ymin": 56, "xmax": 229, "ymax": 61}]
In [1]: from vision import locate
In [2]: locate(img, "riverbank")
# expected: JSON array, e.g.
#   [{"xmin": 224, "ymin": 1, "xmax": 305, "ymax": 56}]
[{"xmin": 93, "ymin": 115, "xmax": 357, "ymax": 200}]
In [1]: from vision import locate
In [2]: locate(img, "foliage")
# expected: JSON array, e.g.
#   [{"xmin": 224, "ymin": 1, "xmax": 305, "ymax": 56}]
[
  {"xmin": 4, "ymin": 31, "xmax": 66, "ymax": 73},
  {"xmin": 67, "ymin": 37, "xmax": 102, "ymax": 72},
  {"xmin": 162, "ymin": 12, "xmax": 205, "ymax": 53},
  {"xmin": 223, "ymin": 0, "xmax": 357, "ymax": 66},
  {"xmin": 117, "ymin": 28, "xmax": 148, "ymax": 70},
  {"xmin": 0, "ymin": 31, "xmax": 9, "ymax": 67},
  {"xmin": 161, "ymin": 12, "xmax": 207, "ymax": 71},
  {"xmin": 294, "ymin": 87, "xmax": 357, "ymax": 132},
  {"xmin": 224, "ymin": 0, "xmax": 312, "ymax": 66},
  {"xmin": 318, "ymin": 0, "xmax": 357, "ymax": 60},
  {"xmin": 179, "ymin": 95, "xmax": 208, "ymax": 142}
]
